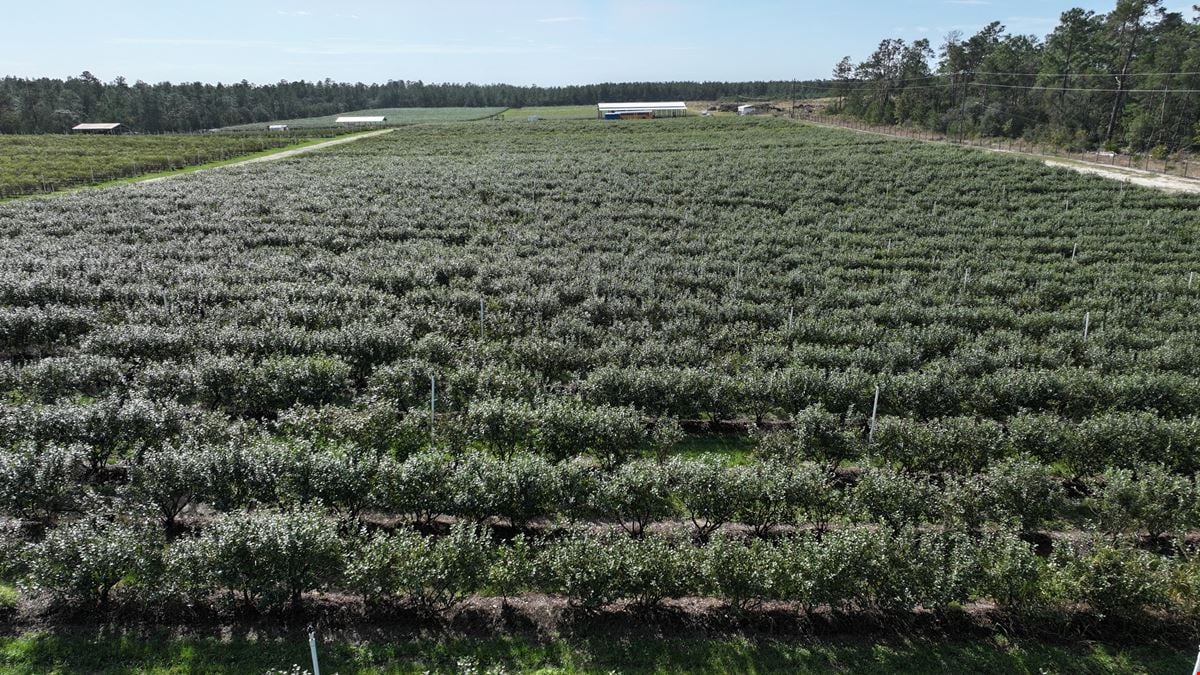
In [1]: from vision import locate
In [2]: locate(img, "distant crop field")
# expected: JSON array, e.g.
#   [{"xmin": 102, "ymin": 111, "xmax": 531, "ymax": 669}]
[
  {"xmin": 503, "ymin": 105, "xmax": 598, "ymax": 121},
  {"xmin": 221, "ymin": 107, "xmax": 507, "ymax": 130},
  {"xmin": 0, "ymin": 133, "xmax": 311, "ymax": 197}
]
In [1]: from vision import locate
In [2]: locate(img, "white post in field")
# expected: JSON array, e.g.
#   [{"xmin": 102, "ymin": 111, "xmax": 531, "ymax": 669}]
[
  {"xmin": 309, "ymin": 632, "xmax": 321, "ymax": 675},
  {"xmin": 868, "ymin": 385, "xmax": 880, "ymax": 444}
]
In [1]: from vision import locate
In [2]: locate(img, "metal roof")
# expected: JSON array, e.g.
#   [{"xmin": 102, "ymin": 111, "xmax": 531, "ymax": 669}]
[
  {"xmin": 597, "ymin": 102, "xmax": 687, "ymax": 111},
  {"xmin": 72, "ymin": 122, "xmax": 122, "ymax": 130},
  {"xmin": 336, "ymin": 116, "xmax": 387, "ymax": 123}
]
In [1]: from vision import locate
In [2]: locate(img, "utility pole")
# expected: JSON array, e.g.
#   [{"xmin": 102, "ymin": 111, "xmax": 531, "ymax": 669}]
[
  {"xmin": 790, "ymin": 79, "xmax": 797, "ymax": 119},
  {"xmin": 1156, "ymin": 86, "xmax": 1168, "ymax": 149},
  {"xmin": 958, "ymin": 72, "xmax": 968, "ymax": 144}
]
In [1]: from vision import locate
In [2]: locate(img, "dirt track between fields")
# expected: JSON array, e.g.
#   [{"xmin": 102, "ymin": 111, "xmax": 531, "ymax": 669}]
[
  {"xmin": 140, "ymin": 128, "xmax": 395, "ymax": 184},
  {"xmin": 799, "ymin": 117, "xmax": 1200, "ymax": 195},
  {"xmin": 1037, "ymin": 156, "xmax": 1200, "ymax": 194}
]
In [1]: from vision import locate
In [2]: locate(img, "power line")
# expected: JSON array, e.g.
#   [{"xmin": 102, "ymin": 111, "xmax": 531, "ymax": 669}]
[
  {"xmin": 972, "ymin": 70, "xmax": 1200, "ymax": 78},
  {"xmin": 840, "ymin": 70, "xmax": 1200, "ymax": 85},
  {"xmin": 877, "ymin": 82, "xmax": 958, "ymax": 91},
  {"xmin": 976, "ymin": 102, "xmax": 1047, "ymax": 127},
  {"xmin": 969, "ymin": 81, "xmax": 1200, "ymax": 94},
  {"xmin": 835, "ymin": 81, "xmax": 957, "ymax": 92},
  {"xmin": 838, "ymin": 73, "xmax": 953, "ymax": 85}
]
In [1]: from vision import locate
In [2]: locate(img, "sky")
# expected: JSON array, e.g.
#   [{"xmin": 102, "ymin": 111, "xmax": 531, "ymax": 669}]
[{"xmin": 2, "ymin": 1, "xmax": 1196, "ymax": 86}]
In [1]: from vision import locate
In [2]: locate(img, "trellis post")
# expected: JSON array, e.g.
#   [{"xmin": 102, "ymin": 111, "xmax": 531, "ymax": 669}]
[
  {"xmin": 868, "ymin": 385, "xmax": 880, "ymax": 444},
  {"xmin": 429, "ymin": 375, "xmax": 437, "ymax": 435}
]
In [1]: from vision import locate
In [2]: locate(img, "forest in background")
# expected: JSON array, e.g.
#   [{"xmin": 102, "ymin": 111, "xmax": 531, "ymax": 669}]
[
  {"xmin": 0, "ymin": 77, "xmax": 827, "ymax": 134},
  {"xmin": 830, "ymin": 0, "xmax": 1200, "ymax": 153}
]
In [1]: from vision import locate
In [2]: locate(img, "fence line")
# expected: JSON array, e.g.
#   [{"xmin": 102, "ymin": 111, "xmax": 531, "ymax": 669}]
[{"xmin": 798, "ymin": 113, "xmax": 1196, "ymax": 181}]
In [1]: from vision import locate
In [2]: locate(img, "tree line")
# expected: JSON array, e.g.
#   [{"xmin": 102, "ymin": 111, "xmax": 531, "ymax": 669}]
[
  {"xmin": 830, "ymin": 0, "xmax": 1200, "ymax": 152},
  {"xmin": 0, "ymin": 74, "xmax": 829, "ymax": 134}
]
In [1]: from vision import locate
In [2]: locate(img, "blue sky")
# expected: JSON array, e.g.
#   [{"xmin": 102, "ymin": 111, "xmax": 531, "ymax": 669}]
[{"xmin": 2, "ymin": 1, "xmax": 1195, "ymax": 86}]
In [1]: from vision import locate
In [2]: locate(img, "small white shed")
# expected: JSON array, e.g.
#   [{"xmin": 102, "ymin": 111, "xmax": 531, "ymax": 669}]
[
  {"xmin": 737, "ymin": 105, "xmax": 757, "ymax": 116},
  {"xmin": 268, "ymin": 124, "xmax": 289, "ymax": 131},
  {"xmin": 72, "ymin": 122, "xmax": 123, "ymax": 133},
  {"xmin": 336, "ymin": 116, "xmax": 388, "ymax": 125}
]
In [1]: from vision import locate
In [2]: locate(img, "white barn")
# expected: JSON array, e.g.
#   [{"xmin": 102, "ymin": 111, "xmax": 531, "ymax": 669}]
[{"xmin": 597, "ymin": 102, "xmax": 688, "ymax": 120}]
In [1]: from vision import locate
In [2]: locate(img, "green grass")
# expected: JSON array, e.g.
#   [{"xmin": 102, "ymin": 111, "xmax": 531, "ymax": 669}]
[
  {"xmin": 0, "ymin": 631, "xmax": 1186, "ymax": 674},
  {"xmin": 671, "ymin": 434, "xmax": 756, "ymax": 465},
  {"xmin": 502, "ymin": 105, "xmax": 599, "ymax": 121},
  {"xmin": 0, "ymin": 584, "xmax": 17, "ymax": 612},
  {"xmin": 220, "ymin": 107, "xmax": 507, "ymax": 131}
]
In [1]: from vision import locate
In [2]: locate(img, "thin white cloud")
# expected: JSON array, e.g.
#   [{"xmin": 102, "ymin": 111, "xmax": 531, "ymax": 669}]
[
  {"xmin": 110, "ymin": 36, "xmax": 558, "ymax": 56},
  {"xmin": 537, "ymin": 16, "xmax": 584, "ymax": 23},
  {"xmin": 110, "ymin": 38, "xmax": 276, "ymax": 47},
  {"xmin": 283, "ymin": 41, "xmax": 563, "ymax": 56},
  {"xmin": 277, "ymin": 10, "xmax": 313, "ymax": 16}
]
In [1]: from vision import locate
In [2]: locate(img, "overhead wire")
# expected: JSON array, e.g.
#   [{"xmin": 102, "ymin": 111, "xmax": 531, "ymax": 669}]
[
  {"xmin": 971, "ymin": 69, "xmax": 1200, "ymax": 78},
  {"xmin": 837, "ymin": 69, "xmax": 1200, "ymax": 87},
  {"xmin": 968, "ymin": 81, "xmax": 1200, "ymax": 94}
]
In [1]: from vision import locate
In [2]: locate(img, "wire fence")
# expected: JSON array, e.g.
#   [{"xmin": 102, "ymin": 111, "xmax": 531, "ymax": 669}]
[{"xmin": 798, "ymin": 112, "xmax": 1197, "ymax": 181}]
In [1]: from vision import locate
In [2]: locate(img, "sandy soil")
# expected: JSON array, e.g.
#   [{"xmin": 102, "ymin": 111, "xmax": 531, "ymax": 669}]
[
  {"xmin": 799, "ymin": 117, "xmax": 1200, "ymax": 195},
  {"xmin": 1040, "ymin": 157, "xmax": 1200, "ymax": 194}
]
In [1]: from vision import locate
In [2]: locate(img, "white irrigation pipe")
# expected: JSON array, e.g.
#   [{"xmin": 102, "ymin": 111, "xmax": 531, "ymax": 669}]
[{"xmin": 309, "ymin": 632, "xmax": 321, "ymax": 675}]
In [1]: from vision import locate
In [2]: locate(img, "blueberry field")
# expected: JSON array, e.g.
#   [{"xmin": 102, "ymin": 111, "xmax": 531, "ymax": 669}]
[
  {"xmin": 2, "ymin": 117, "xmax": 1200, "ymax": 656},
  {"xmin": 219, "ymin": 106, "xmax": 507, "ymax": 131},
  {"xmin": 0, "ymin": 132, "xmax": 334, "ymax": 197}
]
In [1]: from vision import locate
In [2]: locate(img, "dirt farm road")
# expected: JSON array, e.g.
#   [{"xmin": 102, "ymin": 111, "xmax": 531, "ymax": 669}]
[
  {"xmin": 140, "ymin": 128, "xmax": 395, "ymax": 184},
  {"xmin": 1037, "ymin": 156, "xmax": 1200, "ymax": 194},
  {"xmin": 799, "ymin": 117, "xmax": 1200, "ymax": 195}
]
